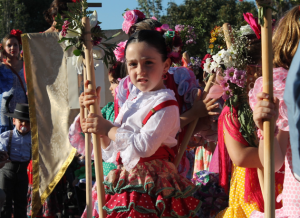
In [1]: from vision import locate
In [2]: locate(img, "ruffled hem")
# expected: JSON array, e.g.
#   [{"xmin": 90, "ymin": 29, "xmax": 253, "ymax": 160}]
[{"xmin": 103, "ymin": 159, "xmax": 201, "ymax": 217}]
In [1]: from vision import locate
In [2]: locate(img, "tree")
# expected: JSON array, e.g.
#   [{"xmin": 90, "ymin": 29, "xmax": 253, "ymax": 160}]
[
  {"xmin": 0, "ymin": 0, "xmax": 28, "ymax": 39},
  {"xmin": 0, "ymin": 0, "xmax": 53, "ymax": 40},
  {"xmin": 160, "ymin": 0, "xmax": 258, "ymax": 57},
  {"xmin": 137, "ymin": 0, "xmax": 163, "ymax": 19}
]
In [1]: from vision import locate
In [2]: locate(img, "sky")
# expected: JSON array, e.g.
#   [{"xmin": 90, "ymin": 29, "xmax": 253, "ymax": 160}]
[
  {"xmin": 88, "ymin": 0, "xmax": 187, "ymax": 30},
  {"xmin": 88, "ymin": 0, "xmax": 255, "ymax": 30}
]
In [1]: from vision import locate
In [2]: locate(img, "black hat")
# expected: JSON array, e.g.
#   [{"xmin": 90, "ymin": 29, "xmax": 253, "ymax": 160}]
[{"xmin": 4, "ymin": 103, "xmax": 30, "ymax": 121}]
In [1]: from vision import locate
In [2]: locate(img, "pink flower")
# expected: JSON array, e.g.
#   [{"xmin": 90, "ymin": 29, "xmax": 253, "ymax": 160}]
[
  {"xmin": 113, "ymin": 40, "xmax": 127, "ymax": 62},
  {"xmin": 175, "ymin": 24, "xmax": 184, "ymax": 32},
  {"xmin": 161, "ymin": 24, "xmax": 170, "ymax": 31},
  {"xmin": 222, "ymin": 88, "xmax": 233, "ymax": 100},
  {"xmin": 61, "ymin": 20, "xmax": 71, "ymax": 37},
  {"xmin": 151, "ymin": 16, "xmax": 157, "ymax": 20},
  {"xmin": 122, "ymin": 11, "xmax": 138, "ymax": 34},
  {"xmin": 243, "ymin": 12, "xmax": 261, "ymax": 39},
  {"xmin": 224, "ymin": 67, "xmax": 235, "ymax": 80},
  {"xmin": 123, "ymin": 10, "xmax": 138, "ymax": 23}
]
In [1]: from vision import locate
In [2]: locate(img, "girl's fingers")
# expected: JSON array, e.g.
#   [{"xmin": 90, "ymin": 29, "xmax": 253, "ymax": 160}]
[
  {"xmin": 256, "ymin": 92, "xmax": 269, "ymax": 101},
  {"xmin": 208, "ymin": 111, "xmax": 219, "ymax": 116},
  {"xmin": 208, "ymin": 103, "xmax": 219, "ymax": 110},
  {"xmin": 88, "ymin": 128, "xmax": 97, "ymax": 133},
  {"xmin": 195, "ymin": 89, "xmax": 202, "ymax": 101}
]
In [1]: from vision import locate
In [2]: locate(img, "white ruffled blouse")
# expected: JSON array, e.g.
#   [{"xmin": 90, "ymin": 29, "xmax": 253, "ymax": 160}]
[{"xmin": 102, "ymin": 88, "xmax": 180, "ymax": 171}]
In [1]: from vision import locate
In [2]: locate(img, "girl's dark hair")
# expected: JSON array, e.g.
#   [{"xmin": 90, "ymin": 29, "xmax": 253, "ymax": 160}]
[
  {"xmin": 109, "ymin": 62, "xmax": 127, "ymax": 81},
  {"xmin": 128, "ymin": 18, "xmax": 162, "ymax": 36},
  {"xmin": 125, "ymin": 30, "xmax": 168, "ymax": 62},
  {"xmin": 44, "ymin": 0, "xmax": 74, "ymax": 25},
  {"xmin": 2, "ymin": 35, "xmax": 21, "ymax": 56}
]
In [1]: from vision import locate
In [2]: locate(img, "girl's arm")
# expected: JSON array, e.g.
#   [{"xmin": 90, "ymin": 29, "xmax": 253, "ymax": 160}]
[
  {"xmin": 258, "ymin": 130, "xmax": 288, "ymax": 171},
  {"xmin": 254, "ymin": 92, "xmax": 288, "ymax": 171},
  {"xmin": 180, "ymin": 89, "xmax": 219, "ymax": 128},
  {"xmin": 223, "ymin": 116, "xmax": 263, "ymax": 169}
]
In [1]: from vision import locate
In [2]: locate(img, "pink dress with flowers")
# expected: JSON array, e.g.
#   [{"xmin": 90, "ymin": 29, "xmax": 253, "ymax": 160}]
[{"xmin": 248, "ymin": 67, "xmax": 300, "ymax": 217}]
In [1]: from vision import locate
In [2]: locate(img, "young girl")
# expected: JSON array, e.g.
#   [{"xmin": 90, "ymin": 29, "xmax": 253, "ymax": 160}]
[
  {"xmin": 69, "ymin": 62, "xmax": 126, "ymax": 218},
  {"xmin": 250, "ymin": 6, "xmax": 300, "ymax": 217},
  {"xmin": 0, "ymin": 32, "xmax": 27, "ymax": 134},
  {"xmin": 215, "ymin": 21, "xmax": 284, "ymax": 218},
  {"xmin": 81, "ymin": 30, "xmax": 201, "ymax": 217}
]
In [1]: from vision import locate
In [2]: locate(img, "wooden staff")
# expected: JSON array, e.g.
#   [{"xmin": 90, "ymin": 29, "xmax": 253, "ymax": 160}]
[
  {"xmin": 174, "ymin": 24, "xmax": 234, "ymax": 168},
  {"xmin": 174, "ymin": 52, "xmax": 215, "ymax": 167},
  {"xmin": 259, "ymin": 0, "xmax": 275, "ymax": 216},
  {"xmin": 223, "ymin": 23, "xmax": 233, "ymax": 48},
  {"xmin": 82, "ymin": 65, "xmax": 93, "ymax": 217},
  {"xmin": 82, "ymin": 17, "xmax": 106, "ymax": 218}
]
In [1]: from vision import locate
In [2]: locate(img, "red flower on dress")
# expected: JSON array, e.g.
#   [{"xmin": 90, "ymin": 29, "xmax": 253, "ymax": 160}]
[
  {"xmin": 71, "ymin": 0, "xmax": 80, "ymax": 2},
  {"xmin": 10, "ymin": 29, "xmax": 23, "ymax": 44}
]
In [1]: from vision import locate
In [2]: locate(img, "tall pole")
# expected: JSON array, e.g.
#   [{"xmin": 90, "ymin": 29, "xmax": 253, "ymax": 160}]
[
  {"xmin": 258, "ymin": 0, "xmax": 275, "ymax": 217},
  {"xmin": 83, "ymin": 65, "xmax": 93, "ymax": 217},
  {"xmin": 82, "ymin": 17, "xmax": 106, "ymax": 218}
]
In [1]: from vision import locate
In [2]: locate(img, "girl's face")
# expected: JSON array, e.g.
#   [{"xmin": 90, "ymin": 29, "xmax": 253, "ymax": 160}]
[
  {"xmin": 126, "ymin": 41, "xmax": 170, "ymax": 92},
  {"xmin": 4, "ymin": 38, "xmax": 19, "ymax": 58},
  {"xmin": 108, "ymin": 74, "xmax": 119, "ymax": 97}
]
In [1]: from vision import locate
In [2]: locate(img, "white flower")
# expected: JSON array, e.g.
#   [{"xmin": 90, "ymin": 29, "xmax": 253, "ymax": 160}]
[
  {"xmin": 206, "ymin": 58, "xmax": 211, "ymax": 63},
  {"xmin": 240, "ymin": 25, "xmax": 255, "ymax": 36},
  {"xmin": 90, "ymin": 11, "xmax": 98, "ymax": 28},
  {"xmin": 93, "ymin": 46, "xmax": 105, "ymax": 59},
  {"xmin": 210, "ymin": 61, "xmax": 219, "ymax": 71},
  {"xmin": 72, "ymin": 55, "xmax": 83, "ymax": 75},
  {"xmin": 212, "ymin": 55, "xmax": 221, "ymax": 64},
  {"xmin": 203, "ymin": 62, "xmax": 211, "ymax": 74},
  {"xmin": 65, "ymin": 28, "xmax": 82, "ymax": 38}
]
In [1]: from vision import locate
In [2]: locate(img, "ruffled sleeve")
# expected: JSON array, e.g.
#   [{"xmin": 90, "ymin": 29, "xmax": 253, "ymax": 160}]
[
  {"xmin": 169, "ymin": 67, "xmax": 199, "ymax": 104},
  {"xmin": 249, "ymin": 67, "xmax": 289, "ymax": 131},
  {"xmin": 68, "ymin": 114, "xmax": 95, "ymax": 159}
]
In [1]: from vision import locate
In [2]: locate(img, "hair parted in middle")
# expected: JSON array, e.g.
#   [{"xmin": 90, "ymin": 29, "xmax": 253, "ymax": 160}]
[
  {"xmin": 272, "ymin": 5, "xmax": 300, "ymax": 69},
  {"xmin": 128, "ymin": 18, "xmax": 162, "ymax": 36},
  {"xmin": 124, "ymin": 30, "xmax": 168, "ymax": 62}
]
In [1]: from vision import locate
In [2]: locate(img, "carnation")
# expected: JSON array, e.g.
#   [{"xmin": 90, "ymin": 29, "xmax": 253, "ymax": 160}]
[{"xmin": 113, "ymin": 40, "xmax": 127, "ymax": 62}]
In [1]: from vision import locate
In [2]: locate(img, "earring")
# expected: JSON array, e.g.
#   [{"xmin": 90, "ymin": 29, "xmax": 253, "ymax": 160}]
[{"xmin": 162, "ymin": 73, "xmax": 168, "ymax": 80}]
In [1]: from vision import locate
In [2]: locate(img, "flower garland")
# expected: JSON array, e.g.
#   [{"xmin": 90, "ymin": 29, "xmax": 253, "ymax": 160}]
[
  {"xmin": 122, "ymin": 9, "xmax": 146, "ymax": 34},
  {"xmin": 55, "ymin": 0, "xmax": 119, "ymax": 70},
  {"xmin": 204, "ymin": 25, "xmax": 257, "ymax": 147}
]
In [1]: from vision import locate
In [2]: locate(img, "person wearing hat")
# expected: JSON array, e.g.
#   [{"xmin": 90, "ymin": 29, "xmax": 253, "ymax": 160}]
[{"xmin": 0, "ymin": 103, "xmax": 31, "ymax": 218}]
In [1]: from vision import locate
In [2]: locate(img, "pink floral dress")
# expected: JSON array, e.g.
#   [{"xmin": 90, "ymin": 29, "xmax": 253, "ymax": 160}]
[
  {"xmin": 251, "ymin": 144, "xmax": 300, "ymax": 218},
  {"xmin": 249, "ymin": 67, "xmax": 300, "ymax": 217}
]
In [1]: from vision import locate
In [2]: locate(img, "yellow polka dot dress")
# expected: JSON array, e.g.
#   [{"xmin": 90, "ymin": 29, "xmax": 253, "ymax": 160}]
[{"xmin": 216, "ymin": 164, "xmax": 260, "ymax": 218}]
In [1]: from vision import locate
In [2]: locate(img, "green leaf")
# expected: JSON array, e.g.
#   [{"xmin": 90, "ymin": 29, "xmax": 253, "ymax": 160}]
[
  {"xmin": 58, "ymin": 37, "xmax": 69, "ymax": 43},
  {"xmin": 65, "ymin": 45, "xmax": 73, "ymax": 51},
  {"xmin": 111, "ymin": 32, "xmax": 121, "ymax": 38},
  {"xmin": 73, "ymin": 49, "xmax": 82, "ymax": 56}
]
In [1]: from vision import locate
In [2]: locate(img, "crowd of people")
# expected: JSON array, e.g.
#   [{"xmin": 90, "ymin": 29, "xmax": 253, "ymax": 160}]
[{"xmin": 0, "ymin": 0, "xmax": 300, "ymax": 217}]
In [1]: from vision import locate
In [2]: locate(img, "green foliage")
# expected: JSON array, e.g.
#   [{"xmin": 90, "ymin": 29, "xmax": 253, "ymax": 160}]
[
  {"xmin": 160, "ymin": 0, "xmax": 257, "ymax": 57},
  {"xmin": 137, "ymin": 0, "xmax": 163, "ymax": 19},
  {"xmin": 0, "ymin": 0, "xmax": 54, "ymax": 40},
  {"xmin": 55, "ymin": 0, "xmax": 119, "ymax": 68}
]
